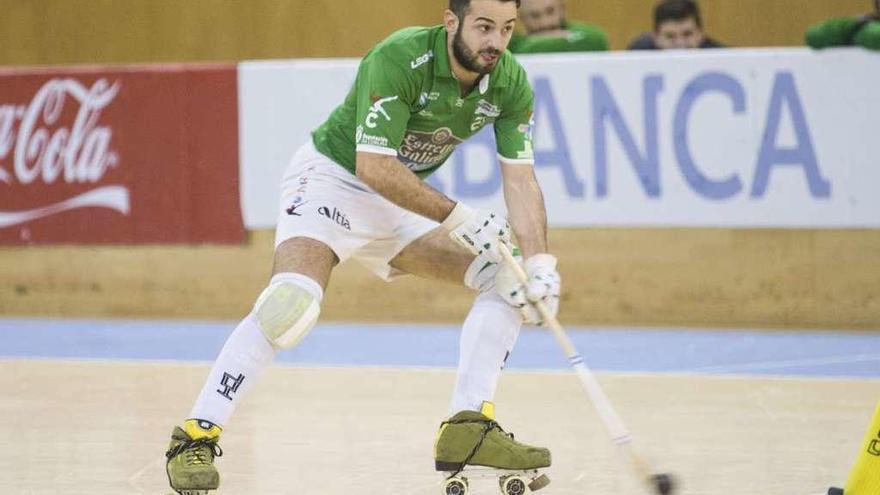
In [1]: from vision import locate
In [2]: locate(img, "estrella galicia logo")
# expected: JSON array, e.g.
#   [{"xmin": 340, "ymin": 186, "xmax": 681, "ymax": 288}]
[
  {"xmin": 318, "ymin": 206, "xmax": 351, "ymax": 230},
  {"xmin": 216, "ymin": 372, "xmax": 245, "ymax": 401}
]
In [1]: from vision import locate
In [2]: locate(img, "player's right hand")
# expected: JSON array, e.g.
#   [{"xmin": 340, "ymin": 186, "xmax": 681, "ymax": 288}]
[
  {"xmin": 495, "ymin": 253, "xmax": 561, "ymax": 325},
  {"xmin": 441, "ymin": 202, "xmax": 512, "ymax": 263}
]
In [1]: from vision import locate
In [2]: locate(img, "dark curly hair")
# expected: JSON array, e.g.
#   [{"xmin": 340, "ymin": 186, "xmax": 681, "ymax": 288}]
[
  {"xmin": 653, "ymin": 0, "xmax": 703, "ymax": 30},
  {"xmin": 449, "ymin": 0, "xmax": 521, "ymax": 19}
]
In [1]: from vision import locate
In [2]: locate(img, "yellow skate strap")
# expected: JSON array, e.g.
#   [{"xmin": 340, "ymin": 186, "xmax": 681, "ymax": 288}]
[
  {"xmin": 184, "ymin": 419, "xmax": 222, "ymax": 440},
  {"xmin": 844, "ymin": 401, "xmax": 880, "ymax": 495}
]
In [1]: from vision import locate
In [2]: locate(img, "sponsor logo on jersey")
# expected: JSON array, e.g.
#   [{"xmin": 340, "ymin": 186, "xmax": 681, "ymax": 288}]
[
  {"xmin": 397, "ymin": 127, "xmax": 463, "ymax": 172},
  {"xmin": 365, "ymin": 95, "xmax": 399, "ymax": 129},
  {"xmin": 471, "ymin": 99, "xmax": 502, "ymax": 131},
  {"xmin": 410, "ymin": 50, "xmax": 434, "ymax": 69},
  {"xmin": 516, "ymin": 139, "xmax": 534, "ymax": 160},
  {"xmin": 318, "ymin": 206, "xmax": 351, "ymax": 230},
  {"xmin": 475, "ymin": 99, "xmax": 501, "ymax": 117},
  {"xmin": 356, "ymin": 124, "xmax": 390, "ymax": 148},
  {"xmin": 517, "ymin": 112, "xmax": 535, "ymax": 141}
]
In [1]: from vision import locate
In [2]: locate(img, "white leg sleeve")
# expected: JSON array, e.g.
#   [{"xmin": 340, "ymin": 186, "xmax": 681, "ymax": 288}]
[
  {"xmin": 189, "ymin": 272, "xmax": 323, "ymax": 428},
  {"xmin": 188, "ymin": 313, "xmax": 276, "ymax": 428},
  {"xmin": 449, "ymin": 289, "xmax": 522, "ymax": 414}
]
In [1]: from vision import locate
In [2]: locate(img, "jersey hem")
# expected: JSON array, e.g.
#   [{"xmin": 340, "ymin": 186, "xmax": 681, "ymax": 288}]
[
  {"xmin": 497, "ymin": 154, "xmax": 535, "ymax": 165},
  {"xmin": 356, "ymin": 144, "xmax": 398, "ymax": 157}
]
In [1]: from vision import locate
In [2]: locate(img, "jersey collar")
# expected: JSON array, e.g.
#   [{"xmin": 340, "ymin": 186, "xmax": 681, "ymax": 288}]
[{"xmin": 434, "ymin": 26, "xmax": 455, "ymax": 79}]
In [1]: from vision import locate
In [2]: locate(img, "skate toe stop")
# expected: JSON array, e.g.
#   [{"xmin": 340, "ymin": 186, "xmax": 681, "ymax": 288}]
[{"xmin": 528, "ymin": 474, "xmax": 551, "ymax": 491}]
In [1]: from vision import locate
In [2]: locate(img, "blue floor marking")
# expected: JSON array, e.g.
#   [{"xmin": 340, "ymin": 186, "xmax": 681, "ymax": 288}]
[{"xmin": 0, "ymin": 318, "xmax": 878, "ymax": 378}]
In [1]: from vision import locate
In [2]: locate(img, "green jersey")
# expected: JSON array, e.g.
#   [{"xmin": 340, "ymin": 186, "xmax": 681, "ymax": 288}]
[
  {"xmin": 312, "ymin": 26, "xmax": 535, "ymax": 179},
  {"xmin": 509, "ymin": 21, "xmax": 609, "ymax": 54},
  {"xmin": 806, "ymin": 15, "xmax": 880, "ymax": 51}
]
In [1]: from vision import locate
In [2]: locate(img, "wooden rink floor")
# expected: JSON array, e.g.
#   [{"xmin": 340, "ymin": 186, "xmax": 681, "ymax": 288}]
[{"xmin": 1, "ymin": 358, "xmax": 877, "ymax": 495}]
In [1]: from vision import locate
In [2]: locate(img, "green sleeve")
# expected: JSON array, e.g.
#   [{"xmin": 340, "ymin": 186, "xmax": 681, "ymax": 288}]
[
  {"xmin": 494, "ymin": 67, "xmax": 535, "ymax": 164},
  {"xmin": 806, "ymin": 17, "xmax": 865, "ymax": 48},
  {"xmin": 509, "ymin": 21, "xmax": 608, "ymax": 53},
  {"xmin": 508, "ymin": 32, "xmax": 527, "ymax": 53},
  {"xmin": 353, "ymin": 52, "xmax": 417, "ymax": 156},
  {"xmin": 854, "ymin": 21, "xmax": 880, "ymax": 50},
  {"xmin": 567, "ymin": 21, "xmax": 609, "ymax": 51}
]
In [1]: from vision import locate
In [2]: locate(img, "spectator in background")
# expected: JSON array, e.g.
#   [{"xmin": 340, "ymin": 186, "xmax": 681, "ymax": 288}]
[
  {"xmin": 509, "ymin": 0, "xmax": 608, "ymax": 53},
  {"xmin": 628, "ymin": 0, "xmax": 725, "ymax": 50},
  {"xmin": 806, "ymin": 0, "xmax": 880, "ymax": 51}
]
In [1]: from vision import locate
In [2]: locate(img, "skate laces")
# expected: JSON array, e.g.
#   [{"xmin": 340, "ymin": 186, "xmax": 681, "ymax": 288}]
[
  {"xmin": 440, "ymin": 418, "xmax": 516, "ymax": 477},
  {"xmin": 442, "ymin": 418, "xmax": 515, "ymax": 440},
  {"xmin": 166, "ymin": 437, "xmax": 223, "ymax": 466}
]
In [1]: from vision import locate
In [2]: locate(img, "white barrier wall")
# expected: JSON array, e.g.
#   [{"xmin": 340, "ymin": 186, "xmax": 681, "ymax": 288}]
[{"xmin": 239, "ymin": 48, "xmax": 880, "ymax": 229}]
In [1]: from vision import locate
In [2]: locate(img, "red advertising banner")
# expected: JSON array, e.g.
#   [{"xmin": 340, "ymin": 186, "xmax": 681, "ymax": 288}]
[{"xmin": 0, "ymin": 64, "xmax": 244, "ymax": 244}]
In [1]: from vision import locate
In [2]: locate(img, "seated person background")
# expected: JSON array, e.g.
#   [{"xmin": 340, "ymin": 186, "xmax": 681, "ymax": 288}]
[
  {"xmin": 509, "ymin": 0, "xmax": 608, "ymax": 53},
  {"xmin": 806, "ymin": 0, "xmax": 880, "ymax": 51},
  {"xmin": 628, "ymin": 0, "xmax": 725, "ymax": 50}
]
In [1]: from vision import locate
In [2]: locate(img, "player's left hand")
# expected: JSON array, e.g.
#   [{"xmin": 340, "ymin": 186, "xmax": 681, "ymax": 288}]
[
  {"xmin": 496, "ymin": 253, "xmax": 561, "ymax": 325},
  {"xmin": 442, "ymin": 202, "xmax": 512, "ymax": 263}
]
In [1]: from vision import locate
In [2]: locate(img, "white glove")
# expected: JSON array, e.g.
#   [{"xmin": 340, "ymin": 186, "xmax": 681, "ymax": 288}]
[
  {"xmin": 496, "ymin": 253, "xmax": 561, "ymax": 325},
  {"xmin": 441, "ymin": 202, "xmax": 511, "ymax": 263}
]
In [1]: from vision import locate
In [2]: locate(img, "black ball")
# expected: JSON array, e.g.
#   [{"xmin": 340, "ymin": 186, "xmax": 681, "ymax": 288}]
[{"xmin": 651, "ymin": 473, "xmax": 676, "ymax": 495}]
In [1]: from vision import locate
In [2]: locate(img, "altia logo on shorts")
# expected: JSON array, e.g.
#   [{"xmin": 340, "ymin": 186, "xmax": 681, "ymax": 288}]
[
  {"xmin": 365, "ymin": 95, "xmax": 399, "ymax": 129},
  {"xmin": 318, "ymin": 205, "xmax": 351, "ymax": 230},
  {"xmin": 0, "ymin": 78, "xmax": 128, "ymax": 228}
]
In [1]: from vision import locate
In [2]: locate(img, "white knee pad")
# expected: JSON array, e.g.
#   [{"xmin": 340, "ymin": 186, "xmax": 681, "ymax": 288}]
[{"xmin": 253, "ymin": 273, "xmax": 323, "ymax": 349}]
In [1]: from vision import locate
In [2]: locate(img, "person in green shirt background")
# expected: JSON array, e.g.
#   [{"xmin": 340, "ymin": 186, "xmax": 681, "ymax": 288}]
[
  {"xmin": 509, "ymin": 0, "xmax": 609, "ymax": 53},
  {"xmin": 806, "ymin": 0, "xmax": 880, "ymax": 51}
]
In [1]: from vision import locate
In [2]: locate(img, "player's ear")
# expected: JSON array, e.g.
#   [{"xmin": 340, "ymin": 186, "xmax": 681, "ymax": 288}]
[{"xmin": 444, "ymin": 9, "xmax": 459, "ymax": 34}]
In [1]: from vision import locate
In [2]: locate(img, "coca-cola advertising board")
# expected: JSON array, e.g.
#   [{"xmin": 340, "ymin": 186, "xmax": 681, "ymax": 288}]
[{"xmin": 0, "ymin": 65, "xmax": 244, "ymax": 244}]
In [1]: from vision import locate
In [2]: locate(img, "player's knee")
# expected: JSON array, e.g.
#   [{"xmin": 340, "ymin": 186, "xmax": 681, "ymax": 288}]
[
  {"xmin": 253, "ymin": 273, "xmax": 323, "ymax": 349},
  {"xmin": 464, "ymin": 251, "xmax": 502, "ymax": 293}
]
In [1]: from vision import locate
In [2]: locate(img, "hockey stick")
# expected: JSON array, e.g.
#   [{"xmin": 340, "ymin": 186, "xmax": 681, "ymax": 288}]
[{"xmin": 497, "ymin": 244, "xmax": 676, "ymax": 495}]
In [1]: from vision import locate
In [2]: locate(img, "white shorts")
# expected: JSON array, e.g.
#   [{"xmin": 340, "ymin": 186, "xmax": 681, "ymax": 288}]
[{"xmin": 275, "ymin": 141, "xmax": 438, "ymax": 281}]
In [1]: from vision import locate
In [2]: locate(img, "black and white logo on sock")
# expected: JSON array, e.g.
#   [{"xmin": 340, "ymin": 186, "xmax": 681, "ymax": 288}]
[{"xmin": 217, "ymin": 372, "xmax": 245, "ymax": 401}]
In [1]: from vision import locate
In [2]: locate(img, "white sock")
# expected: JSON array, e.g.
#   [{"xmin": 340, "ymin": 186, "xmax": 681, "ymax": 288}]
[
  {"xmin": 189, "ymin": 272, "xmax": 323, "ymax": 428},
  {"xmin": 449, "ymin": 290, "xmax": 522, "ymax": 414},
  {"xmin": 188, "ymin": 313, "xmax": 276, "ymax": 428}
]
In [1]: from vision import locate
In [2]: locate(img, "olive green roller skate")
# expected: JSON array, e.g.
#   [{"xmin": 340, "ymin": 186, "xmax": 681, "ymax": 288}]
[
  {"xmin": 165, "ymin": 419, "xmax": 223, "ymax": 495},
  {"xmin": 435, "ymin": 402, "xmax": 551, "ymax": 495}
]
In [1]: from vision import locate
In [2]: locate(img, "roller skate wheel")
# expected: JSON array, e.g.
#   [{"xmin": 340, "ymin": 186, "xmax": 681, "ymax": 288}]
[
  {"xmin": 442, "ymin": 476, "xmax": 469, "ymax": 495},
  {"xmin": 499, "ymin": 475, "xmax": 529, "ymax": 495},
  {"xmin": 527, "ymin": 474, "xmax": 550, "ymax": 492}
]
